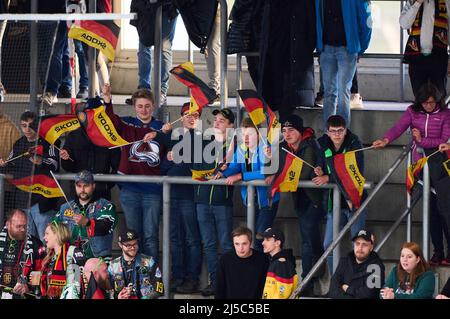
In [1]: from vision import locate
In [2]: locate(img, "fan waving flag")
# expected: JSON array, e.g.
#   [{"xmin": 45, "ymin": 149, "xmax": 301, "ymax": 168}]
[
  {"xmin": 77, "ymin": 98, "xmax": 128, "ymax": 148},
  {"xmin": 238, "ymin": 90, "xmax": 280, "ymax": 144},
  {"xmin": 68, "ymin": 20, "xmax": 120, "ymax": 61},
  {"xmin": 170, "ymin": 62, "xmax": 217, "ymax": 112},
  {"xmin": 332, "ymin": 152, "xmax": 366, "ymax": 209},
  {"xmin": 406, "ymin": 157, "xmax": 428, "ymax": 194},
  {"xmin": 38, "ymin": 115, "xmax": 80, "ymax": 145},
  {"xmin": 10, "ymin": 174, "xmax": 63, "ymax": 198},
  {"xmin": 271, "ymin": 151, "xmax": 303, "ymax": 197}
]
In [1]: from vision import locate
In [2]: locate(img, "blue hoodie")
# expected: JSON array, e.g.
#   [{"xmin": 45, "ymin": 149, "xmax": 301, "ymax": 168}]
[{"xmin": 315, "ymin": 0, "xmax": 372, "ymax": 55}]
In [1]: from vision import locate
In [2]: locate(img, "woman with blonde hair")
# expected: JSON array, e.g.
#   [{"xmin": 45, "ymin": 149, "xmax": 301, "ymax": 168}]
[
  {"xmin": 38, "ymin": 221, "xmax": 86, "ymax": 299},
  {"xmin": 381, "ymin": 242, "xmax": 435, "ymax": 299}
]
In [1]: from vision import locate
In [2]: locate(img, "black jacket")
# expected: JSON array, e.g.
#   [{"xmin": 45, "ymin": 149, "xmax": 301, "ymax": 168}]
[
  {"xmin": 441, "ymin": 277, "xmax": 450, "ymax": 297},
  {"xmin": 61, "ymin": 128, "xmax": 121, "ymax": 200},
  {"xmin": 258, "ymin": 0, "xmax": 316, "ymax": 118},
  {"xmin": 173, "ymin": 0, "xmax": 218, "ymax": 51},
  {"xmin": 328, "ymin": 251, "xmax": 385, "ymax": 299},
  {"xmin": 227, "ymin": 0, "xmax": 263, "ymax": 54},
  {"xmin": 130, "ymin": 0, "xmax": 178, "ymax": 47}
]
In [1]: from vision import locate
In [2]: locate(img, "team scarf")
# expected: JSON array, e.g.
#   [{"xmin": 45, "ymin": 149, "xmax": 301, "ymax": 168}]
[
  {"xmin": 404, "ymin": 0, "xmax": 448, "ymax": 61},
  {"xmin": 40, "ymin": 243, "xmax": 71, "ymax": 299}
]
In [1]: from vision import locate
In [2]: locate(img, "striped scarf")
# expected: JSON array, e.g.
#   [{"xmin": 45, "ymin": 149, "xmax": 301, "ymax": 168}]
[
  {"xmin": 40, "ymin": 243, "xmax": 70, "ymax": 299},
  {"xmin": 404, "ymin": 0, "xmax": 448, "ymax": 62}
]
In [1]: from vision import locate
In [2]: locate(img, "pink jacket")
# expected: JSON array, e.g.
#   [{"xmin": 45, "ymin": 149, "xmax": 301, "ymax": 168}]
[{"xmin": 384, "ymin": 105, "xmax": 450, "ymax": 162}]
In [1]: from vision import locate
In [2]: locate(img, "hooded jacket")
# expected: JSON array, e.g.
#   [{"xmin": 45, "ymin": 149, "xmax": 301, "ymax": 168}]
[
  {"xmin": 328, "ymin": 250, "xmax": 385, "ymax": 299},
  {"xmin": 262, "ymin": 249, "xmax": 298, "ymax": 299}
]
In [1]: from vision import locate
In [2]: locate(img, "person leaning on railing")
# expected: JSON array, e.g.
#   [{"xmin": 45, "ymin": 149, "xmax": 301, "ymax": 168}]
[{"xmin": 373, "ymin": 82, "xmax": 450, "ymax": 266}]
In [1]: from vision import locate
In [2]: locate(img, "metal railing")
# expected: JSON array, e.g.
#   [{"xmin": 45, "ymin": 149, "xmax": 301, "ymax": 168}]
[
  {"xmin": 0, "ymin": 172, "xmax": 372, "ymax": 299},
  {"xmin": 291, "ymin": 142, "xmax": 413, "ymax": 298}
]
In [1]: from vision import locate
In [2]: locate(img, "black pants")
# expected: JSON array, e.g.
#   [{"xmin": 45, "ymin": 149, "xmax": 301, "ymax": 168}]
[{"xmin": 408, "ymin": 52, "xmax": 448, "ymax": 98}]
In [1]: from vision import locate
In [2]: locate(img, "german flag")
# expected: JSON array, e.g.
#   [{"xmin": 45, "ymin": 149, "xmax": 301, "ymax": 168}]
[
  {"xmin": 191, "ymin": 168, "xmax": 216, "ymax": 181},
  {"xmin": 10, "ymin": 174, "xmax": 63, "ymax": 198},
  {"xmin": 189, "ymin": 95, "xmax": 200, "ymax": 114},
  {"xmin": 68, "ymin": 20, "xmax": 120, "ymax": 61},
  {"xmin": 238, "ymin": 90, "xmax": 280, "ymax": 144},
  {"xmin": 444, "ymin": 159, "xmax": 450, "ymax": 177},
  {"xmin": 271, "ymin": 152, "xmax": 303, "ymax": 197},
  {"xmin": 77, "ymin": 99, "xmax": 128, "ymax": 148},
  {"xmin": 38, "ymin": 115, "xmax": 80, "ymax": 145},
  {"xmin": 170, "ymin": 62, "xmax": 217, "ymax": 111},
  {"xmin": 406, "ymin": 157, "xmax": 428, "ymax": 194},
  {"xmin": 333, "ymin": 152, "xmax": 365, "ymax": 209}
]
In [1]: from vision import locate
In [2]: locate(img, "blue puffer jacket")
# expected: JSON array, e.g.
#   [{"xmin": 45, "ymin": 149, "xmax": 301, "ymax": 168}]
[
  {"xmin": 223, "ymin": 142, "xmax": 279, "ymax": 209},
  {"xmin": 315, "ymin": 0, "xmax": 372, "ymax": 54}
]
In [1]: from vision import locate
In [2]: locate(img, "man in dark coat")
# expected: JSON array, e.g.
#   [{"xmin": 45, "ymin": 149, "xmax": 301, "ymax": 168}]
[{"xmin": 328, "ymin": 230, "xmax": 385, "ymax": 299}]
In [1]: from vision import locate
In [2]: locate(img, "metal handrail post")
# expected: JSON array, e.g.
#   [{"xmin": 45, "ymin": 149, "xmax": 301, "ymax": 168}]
[
  {"xmin": 399, "ymin": 0, "xmax": 405, "ymax": 102},
  {"xmin": 153, "ymin": 4, "xmax": 163, "ymax": 111},
  {"xmin": 247, "ymin": 184, "xmax": 256, "ymax": 245},
  {"xmin": 332, "ymin": 185, "xmax": 341, "ymax": 273},
  {"xmin": 236, "ymin": 53, "xmax": 242, "ymax": 125},
  {"xmin": 218, "ymin": 0, "xmax": 228, "ymax": 108},
  {"xmin": 88, "ymin": 0, "xmax": 97, "ymax": 98},
  {"xmin": 406, "ymin": 151, "xmax": 412, "ymax": 242},
  {"xmin": 0, "ymin": 174, "xmax": 5, "ymax": 226},
  {"xmin": 162, "ymin": 180, "xmax": 170, "ymax": 299},
  {"xmin": 29, "ymin": 0, "xmax": 38, "ymax": 112},
  {"xmin": 422, "ymin": 162, "xmax": 430, "ymax": 260}
]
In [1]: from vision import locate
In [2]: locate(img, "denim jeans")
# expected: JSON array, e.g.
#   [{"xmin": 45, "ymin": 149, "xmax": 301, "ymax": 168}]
[
  {"xmin": 170, "ymin": 198, "xmax": 202, "ymax": 282},
  {"xmin": 62, "ymin": 40, "xmax": 89, "ymax": 90},
  {"xmin": 137, "ymin": 13, "xmax": 177, "ymax": 93},
  {"xmin": 205, "ymin": 6, "xmax": 221, "ymax": 94},
  {"xmin": 320, "ymin": 45, "xmax": 357, "ymax": 130},
  {"xmin": 26, "ymin": 204, "xmax": 56, "ymax": 242},
  {"xmin": 46, "ymin": 21, "xmax": 69, "ymax": 95},
  {"xmin": 196, "ymin": 204, "xmax": 233, "ymax": 284},
  {"xmin": 323, "ymin": 208, "xmax": 367, "ymax": 274},
  {"xmin": 254, "ymin": 202, "xmax": 280, "ymax": 252},
  {"xmin": 119, "ymin": 188, "xmax": 161, "ymax": 261},
  {"xmin": 297, "ymin": 203, "xmax": 325, "ymax": 279}
]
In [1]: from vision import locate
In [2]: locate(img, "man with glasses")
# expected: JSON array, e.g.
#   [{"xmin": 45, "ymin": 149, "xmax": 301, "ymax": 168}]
[
  {"xmin": 54, "ymin": 170, "xmax": 117, "ymax": 260},
  {"xmin": 313, "ymin": 115, "xmax": 367, "ymax": 274},
  {"xmin": 0, "ymin": 209, "xmax": 45, "ymax": 299},
  {"xmin": 108, "ymin": 228, "xmax": 164, "ymax": 299},
  {"xmin": 0, "ymin": 111, "xmax": 59, "ymax": 242}
]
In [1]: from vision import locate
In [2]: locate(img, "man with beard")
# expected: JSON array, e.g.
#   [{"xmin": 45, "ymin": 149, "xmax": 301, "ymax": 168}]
[
  {"xmin": 83, "ymin": 258, "xmax": 111, "ymax": 299},
  {"xmin": 328, "ymin": 230, "xmax": 385, "ymax": 299},
  {"xmin": 54, "ymin": 170, "xmax": 117, "ymax": 260},
  {"xmin": 0, "ymin": 209, "xmax": 45, "ymax": 299},
  {"xmin": 108, "ymin": 228, "xmax": 164, "ymax": 299}
]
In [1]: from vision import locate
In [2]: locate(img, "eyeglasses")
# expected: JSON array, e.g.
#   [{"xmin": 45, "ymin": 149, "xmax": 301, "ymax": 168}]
[
  {"xmin": 422, "ymin": 101, "xmax": 436, "ymax": 106},
  {"xmin": 122, "ymin": 242, "xmax": 138, "ymax": 249},
  {"xmin": 183, "ymin": 113, "xmax": 200, "ymax": 119},
  {"xmin": 328, "ymin": 128, "xmax": 346, "ymax": 135}
]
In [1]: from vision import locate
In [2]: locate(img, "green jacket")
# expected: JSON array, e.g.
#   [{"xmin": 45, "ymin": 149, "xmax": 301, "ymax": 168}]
[{"xmin": 385, "ymin": 266, "xmax": 435, "ymax": 299}]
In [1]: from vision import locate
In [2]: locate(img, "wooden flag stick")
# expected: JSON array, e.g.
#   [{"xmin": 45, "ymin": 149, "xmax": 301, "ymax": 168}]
[
  {"xmin": 108, "ymin": 139, "xmax": 144, "ymax": 150},
  {"xmin": 426, "ymin": 149, "xmax": 441, "ymax": 159},
  {"xmin": 281, "ymin": 147, "xmax": 316, "ymax": 169},
  {"xmin": 352, "ymin": 145, "xmax": 375, "ymax": 153},
  {"xmin": 52, "ymin": 144, "xmax": 74, "ymax": 162},
  {"xmin": 49, "ymin": 170, "xmax": 74, "ymax": 212},
  {"xmin": 170, "ymin": 116, "xmax": 183, "ymax": 126},
  {"xmin": 4, "ymin": 152, "xmax": 29, "ymax": 164}
]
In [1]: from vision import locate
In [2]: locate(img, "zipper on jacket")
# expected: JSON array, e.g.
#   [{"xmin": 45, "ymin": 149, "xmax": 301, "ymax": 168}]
[{"xmin": 424, "ymin": 113, "xmax": 429, "ymax": 138}]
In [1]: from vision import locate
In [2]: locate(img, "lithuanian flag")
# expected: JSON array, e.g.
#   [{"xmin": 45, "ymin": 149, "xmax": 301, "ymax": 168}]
[
  {"xmin": 10, "ymin": 174, "xmax": 63, "ymax": 198},
  {"xmin": 238, "ymin": 90, "xmax": 280, "ymax": 144},
  {"xmin": 406, "ymin": 157, "xmax": 428, "ymax": 194},
  {"xmin": 38, "ymin": 115, "xmax": 80, "ymax": 145},
  {"xmin": 333, "ymin": 152, "xmax": 365, "ymax": 209},
  {"xmin": 170, "ymin": 62, "xmax": 217, "ymax": 111},
  {"xmin": 68, "ymin": 20, "xmax": 120, "ymax": 61},
  {"xmin": 191, "ymin": 168, "xmax": 216, "ymax": 181},
  {"xmin": 77, "ymin": 99, "xmax": 128, "ymax": 148},
  {"xmin": 271, "ymin": 152, "xmax": 303, "ymax": 197}
]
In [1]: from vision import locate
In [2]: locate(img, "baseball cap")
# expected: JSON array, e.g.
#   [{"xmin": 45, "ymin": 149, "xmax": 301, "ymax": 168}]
[
  {"xmin": 281, "ymin": 114, "xmax": 304, "ymax": 133},
  {"xmin": 212, "ymin": 108, "xmax": 235, "ymax": 124},
  {"xmin": 74, "ymin": 170, "xmax": 94, "ymax": 184},
  {"xmin": 351, "ymin": 230, "xmax": 374, "ymax": 243},
  {"xmin": 256, "ymin": 227, "xmax": 285, "ymax": 244},
  {"xmin": 180, "ymin": 102, "xmax": 202, "ymax": 115},
  {"xmin": 118, "ymin": 228, "xmax": 139, "ymax": 243}
]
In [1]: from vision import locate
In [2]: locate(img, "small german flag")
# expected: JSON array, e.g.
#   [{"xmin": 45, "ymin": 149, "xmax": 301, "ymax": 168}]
[
  {"xmin": 444, "ymin": 159, "xmax": 450, "ymax": 177},
  {"xmin": 77, "ymin": 101, "xmax": 128, "ymax": 148},
  {"xmin": 191, "ymin": 168, "xmax": 216, "ymax": 181},
  {"xmin": 68, "ymin": 20, "xmax": 120, "ymax": 61},
  {"xmin": 10, "ymin": 174, "xmax": 63, "ymax": 198},
  {"xmin": 271, "ymin": 152, "xmax": 303, "ymax": 197},
  {"xmin": 170, "ymin": 62, "xmax": 217, "ymax": 111},
  {"xmin": 406, "ymin": 157, "xmax": 428, "ymax": 194},
  {"xmin": 333, "ymin": 152, "xmax": 365, "ymax": 209},
  {"xmin": 38, "ymin": 115, "xmax": 80, "ymax": 145}
]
